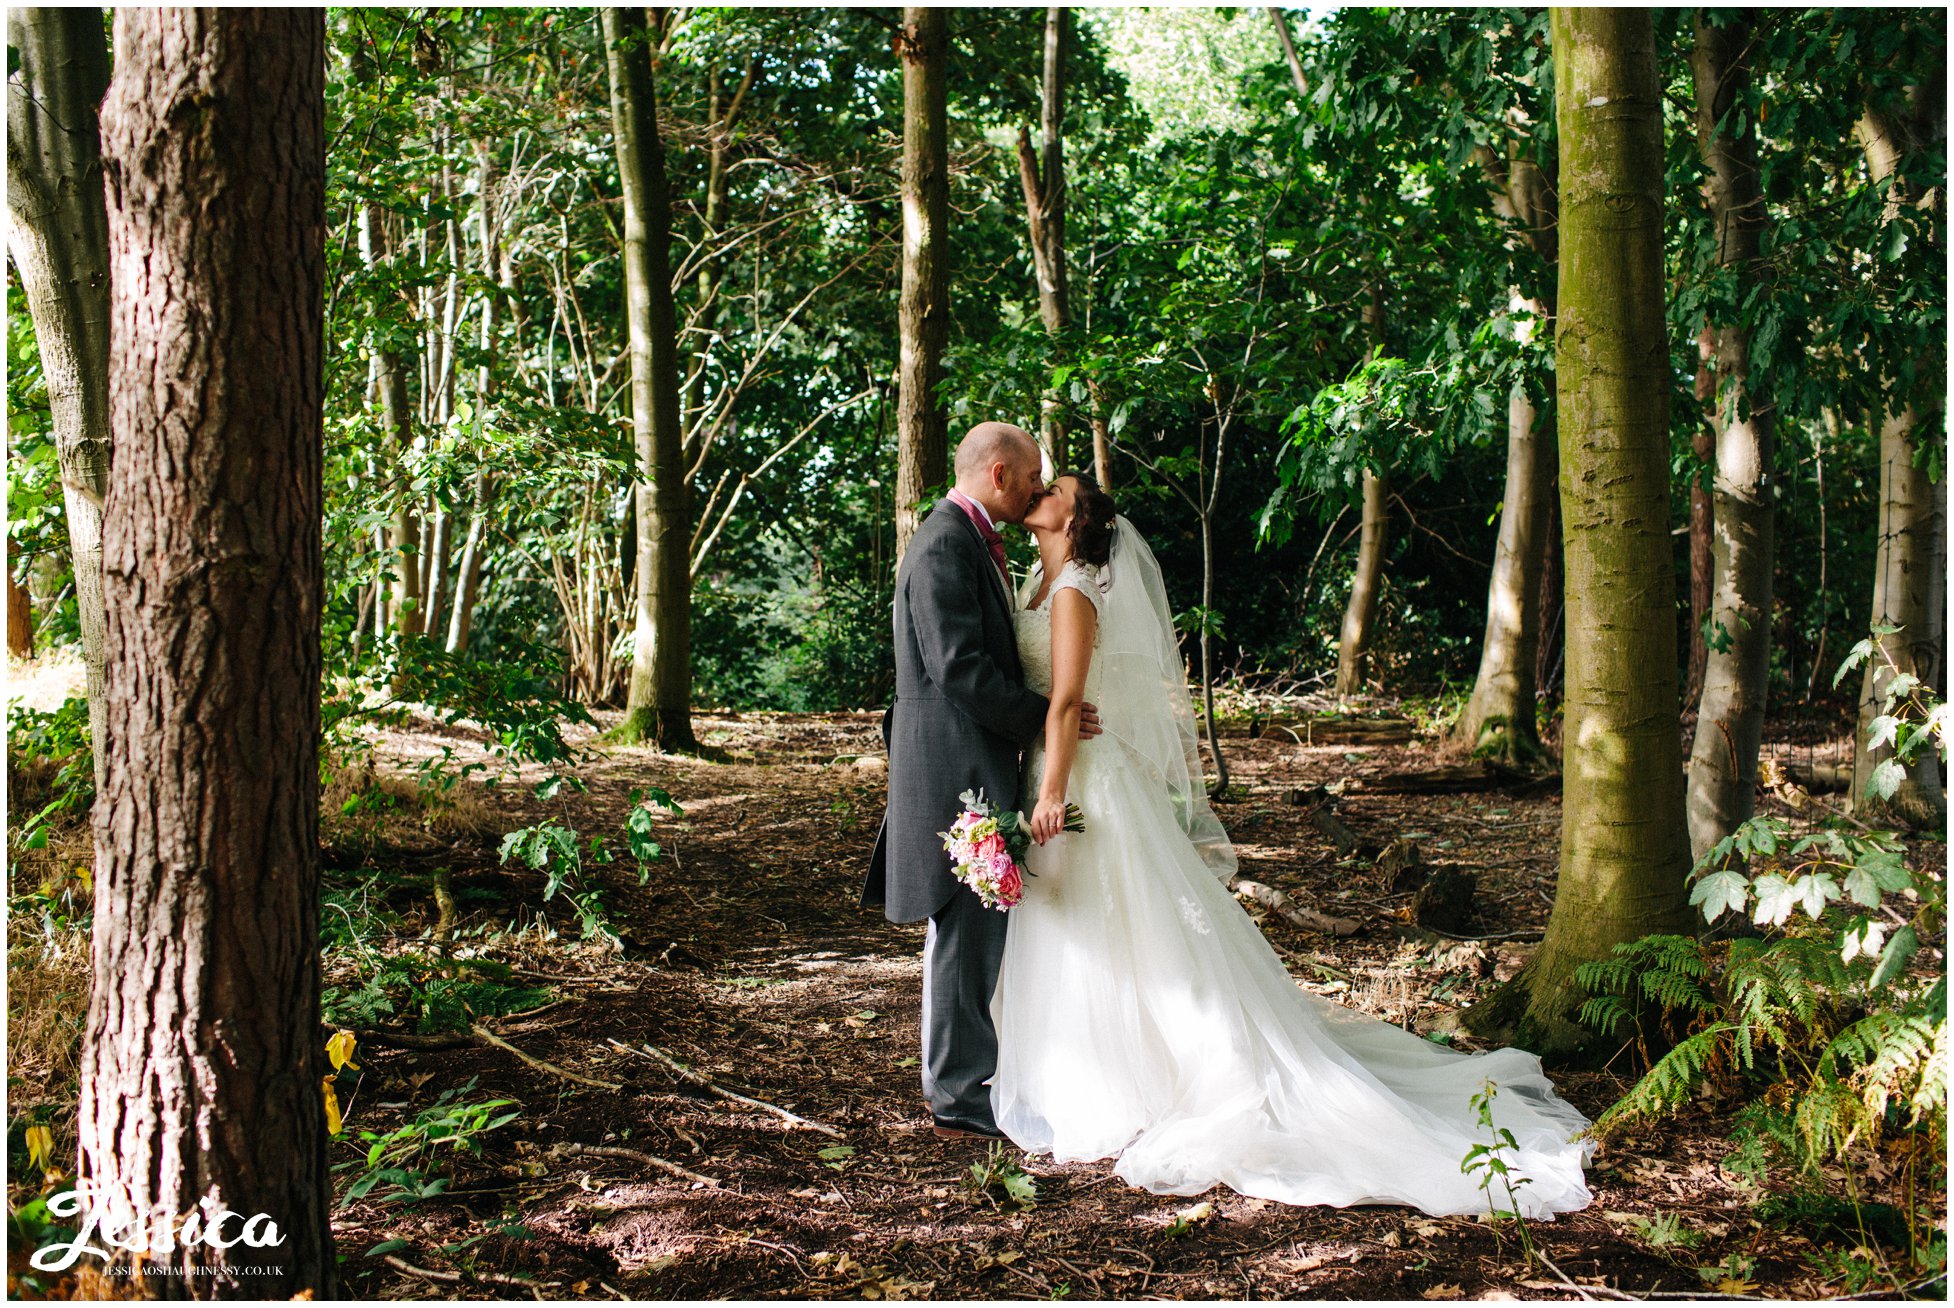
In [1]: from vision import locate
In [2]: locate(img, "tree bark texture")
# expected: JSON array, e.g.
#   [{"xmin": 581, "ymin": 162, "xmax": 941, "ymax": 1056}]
[
  {"xmin": 6, "ymin": 6, "xmax": 114, "ymax": 781},
  {"xmin": 1850, "ymin": 92, "xmax": 1947, "ymax": 829},
  {"xmin": 894, "ymin": 6, "xmax": 950, "ymax": 566},
  {"xmin": 1335, "ymin": 286, "xmax": 1389, "ymax": 698},
  {"xmin": 86, "ymin": 9, "xmax": 333, "ymax": 1295},
  {"xmin": 1686, "ymin": 11, "xmax": 1777, "ymax": 859},
  {"xmin": 1469, "ymin": 7, "xmax": 1694, "ymax": 1055},
  {"xmin": 603, "ymin": 6, "xmax": 696, "ymax": 750},
  {"xmin": 1016, "ymin": 7, "xmax": 1072, "ymax": 467}
]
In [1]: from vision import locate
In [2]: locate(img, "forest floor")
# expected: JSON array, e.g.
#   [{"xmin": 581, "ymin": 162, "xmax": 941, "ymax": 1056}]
[{"xmin": 6, "ymin": 682, "xmax": 1945, "ymax": 1300}]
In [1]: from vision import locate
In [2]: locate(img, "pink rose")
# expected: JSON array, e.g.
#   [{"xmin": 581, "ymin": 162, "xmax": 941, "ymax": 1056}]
[
  {"xmin": 996, "ymin": 864, "xmax": 1024, "ymax": 906},
  {"xmin": 975, "ymin": 833, "xmax": 1008, "ymax": 861}
]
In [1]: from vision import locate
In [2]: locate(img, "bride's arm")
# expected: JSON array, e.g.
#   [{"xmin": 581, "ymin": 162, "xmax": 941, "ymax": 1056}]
[{"xmin": 1031, "ymin": 588, "xmax": 1097, "ymax": 844}]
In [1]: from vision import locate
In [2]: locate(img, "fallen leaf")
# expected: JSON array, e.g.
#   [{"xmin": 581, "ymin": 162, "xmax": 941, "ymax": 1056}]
[
  {"xmin": 1379, "ymin": 1229, "xmax": 1403, "ymax": 1248},
  {"xmin": 1421, "ymin": 1283, "xmax": 1465, "ymax": 1299}
]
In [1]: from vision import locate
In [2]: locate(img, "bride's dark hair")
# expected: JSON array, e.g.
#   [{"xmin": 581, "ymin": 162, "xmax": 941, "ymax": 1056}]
[{"xmin": 1064, "ymin": 472, "xmax": 1118, "ymax": 568}]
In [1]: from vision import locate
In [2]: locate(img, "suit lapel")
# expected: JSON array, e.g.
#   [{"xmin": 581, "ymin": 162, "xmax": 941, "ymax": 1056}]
[{"xmin": 938, "ymin": 496, "xmax": 1015, "ymax": 614}]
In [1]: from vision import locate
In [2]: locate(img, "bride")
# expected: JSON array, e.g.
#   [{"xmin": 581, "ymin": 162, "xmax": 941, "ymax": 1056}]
[{"xmin": 990, "ymin": 472, "xmax": 1594, "ymax": 1219}]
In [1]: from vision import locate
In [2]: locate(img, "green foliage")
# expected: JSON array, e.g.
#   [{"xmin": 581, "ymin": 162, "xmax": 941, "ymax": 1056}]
[
  {"xmin": 337, "ymin": 1077, "xmax": 520, "ymax": 1208},
  {"xmin": 6, "ymin": 697, "xmax": 93, "ymax": 855},
  {"xmin": 1460, "ymin": 1079, "xmax": 1538, "ymax": 1265},
  {"xmin": 964, "ymin": 1143, "xmax": 1039, "ymax": 1210},
  {"xmin": 322, "ymin": 951, "xmax": 551, "ymax": 1035},
  {"xmin": 1578, "ymin": 694, "xmax": 1944, "ymax": 1293}
]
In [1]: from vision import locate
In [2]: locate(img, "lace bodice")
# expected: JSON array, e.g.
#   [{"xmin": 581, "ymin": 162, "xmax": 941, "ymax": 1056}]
[{"xmin": 1015, "ymin": 559, "xmax": 1104, "ymax": 699}]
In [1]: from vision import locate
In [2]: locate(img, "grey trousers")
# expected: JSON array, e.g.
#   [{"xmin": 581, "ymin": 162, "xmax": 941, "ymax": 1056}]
[{"xmin": 920, "ymin": 886, "xmax": 1009, "ymax": 1128}]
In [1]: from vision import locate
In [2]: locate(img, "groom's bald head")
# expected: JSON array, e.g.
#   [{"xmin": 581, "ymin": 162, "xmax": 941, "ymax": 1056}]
[{"xmin": 954, "ymin": 422, "xmax": 1045, "ymax": 525}]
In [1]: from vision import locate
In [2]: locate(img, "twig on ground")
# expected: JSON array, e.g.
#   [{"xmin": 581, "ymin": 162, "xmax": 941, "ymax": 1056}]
[
  {"xmin": 552, "ymin": 1140, "xmax": 722, "ymax": 1188},
  {"xmin": 383, "ymin": 1253, "xmax": 561, "ymax": 1292},
  {"xmin": 1231, "ymin": 877, "xmax": 1362, "ymax": 936},
  {"xmin": 471, "ymin": 1022, "xmax": 623, "ymax": 1091},
  {"xmin": 354, "ymin": 1029, "xmax": 477, "ymax": 1051},
  {"xmin": 613, "ymin": 1038, "xmax": 844, "ymax": 1137}
]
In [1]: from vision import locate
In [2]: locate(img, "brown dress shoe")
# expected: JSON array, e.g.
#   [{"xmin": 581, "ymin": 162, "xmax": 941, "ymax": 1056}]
[{"xmin": 931, "ymin": 1118, "xmax": 1007, "ymax": 1141}]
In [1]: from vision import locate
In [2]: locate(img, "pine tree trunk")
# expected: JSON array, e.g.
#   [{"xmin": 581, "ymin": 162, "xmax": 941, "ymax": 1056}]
[
  {"xmin": 6, "ymin": 6, "xmax": 113, "ymax": 782},
  {"xmin": 1017, "ymin": 7, "xmax": 1072, "ymax": 467},
  {"xmin": 894, "ymin": 6, "xmax": 950, "ymax": 565},
  {"xmin": 1686, "ymin": 11, "xmax": 1777, "ymax": 859},
  {"xmin": 1466, "ymin": 7, "xmax": 1694, "ymax": 1056},
  {"xmin": 603, "ymin": 7, "xmax": 696, "ymax": 751},
  {"xmin": 86, "ymin": 9, "xmax": 333, "ymax": 1294},
  {"xmin": 1850, "ymin": 96, "xmax": 1947, "ymax": 829},
  {"xmin": 1336, "ymin": 286, "xmax": 1389, "ymax": 699}
]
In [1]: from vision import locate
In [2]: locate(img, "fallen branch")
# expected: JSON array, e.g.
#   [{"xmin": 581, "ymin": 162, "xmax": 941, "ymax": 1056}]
[
  {"xmin": 471, "ymin": 1022, "xmax": 623, "ymax": 1092},
  {"xmin": 382, "ymin": 1253, "xmax": 560, "ymax": 1291},
  {"xmin": 552, "ymin": 1140, "xmax": 721, "ymax": 1188},
  {"xmin": 1230, "ymin": 878, "xmax": 1361, "ymax": 937},
  {"xmin": 613, "ymin": 1039, "xmax": 844, "ymax": 1137},
  {"xmin": 354, "ymin": 1029, "xmax": 476, "ymax": 1051}
]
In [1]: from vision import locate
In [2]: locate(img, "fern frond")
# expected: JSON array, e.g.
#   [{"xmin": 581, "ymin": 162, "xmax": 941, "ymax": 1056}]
[{"xmin": 1593, "ymin": 1025, "xmax": 1732, "ymax": 1133}]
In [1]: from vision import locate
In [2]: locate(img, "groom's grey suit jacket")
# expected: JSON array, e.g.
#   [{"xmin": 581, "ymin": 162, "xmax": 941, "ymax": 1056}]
[{"xmin": 863, "ymin": 497, "xmax": 1049, "ymax": 923}]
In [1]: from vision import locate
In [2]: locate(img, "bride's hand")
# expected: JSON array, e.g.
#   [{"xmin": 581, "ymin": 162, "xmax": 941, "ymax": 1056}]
[
  {"xmin": 1030, "ymin": 795, "xmax": 1067, "ymax": 844},
  {"xmin": 1077, "ymin": 701, "xmax": 1102, "ymax": 739}
]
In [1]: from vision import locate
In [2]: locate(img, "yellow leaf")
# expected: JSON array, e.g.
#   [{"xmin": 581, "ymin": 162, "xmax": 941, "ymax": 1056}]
[
  {"xmin": 1421, "ymin": 1284, "xmax": 1465, "ymax": 1300},
  {"xmin": 325, "ymin": 1030, "xmax": 360, "ymax": 1073},
  {"xmin": 1715, "ymin": 1278, "xmax": 1759, "ymax": 1296},
  {"xmin": 25, "ymin": 1125, "xmax": 53, "ymax": 1172},
  {"xmin": 322, "ymin": 1075, "xmax": 343, "ymax": 1136},
  {"xmin": 73, "ymin": 865, "xmax": 92, "ymax": 891}
]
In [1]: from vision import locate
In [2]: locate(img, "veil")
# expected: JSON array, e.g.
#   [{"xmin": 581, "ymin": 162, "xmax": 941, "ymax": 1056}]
[{"xmin": 1090, "ymin": 516, "xmax": 1238, "ymax": 883}]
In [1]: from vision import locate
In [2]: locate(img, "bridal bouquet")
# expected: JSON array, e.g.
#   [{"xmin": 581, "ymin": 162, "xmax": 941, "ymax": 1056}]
[{"xmin": 940, "ymin": 788, "xmax": 1084, "ymax": 911}]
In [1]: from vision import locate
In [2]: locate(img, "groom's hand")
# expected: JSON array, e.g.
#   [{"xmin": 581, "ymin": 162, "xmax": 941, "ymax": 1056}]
[{"xmin": 1078, "ymin": 701, "xmax": 1103, "ymax": 739}]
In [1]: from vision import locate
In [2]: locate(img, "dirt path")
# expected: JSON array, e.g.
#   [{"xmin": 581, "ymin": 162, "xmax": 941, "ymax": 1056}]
[{"xmin": 317, "ymin": 708, "xmax": 1923, "ymax": 1300}]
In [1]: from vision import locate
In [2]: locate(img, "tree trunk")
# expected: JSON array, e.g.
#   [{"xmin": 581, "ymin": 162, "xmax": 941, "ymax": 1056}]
[
  {"xmin": 1466, "ymin": 7, "xmax": 1694, "ymax": 1056},
  {"xmin": 1455, "ymin": 378, "xmax": 1551, "ymax": 763},
  {"xmin": 894, "ymin": 6, "xmax": 950, "ymax": 565},
  {"xmin": 1017, "ymin": 7, "xmax": 1071, "ymax": 467},
  {"xmin": 1456, "ymin": 138, "xmax": 1559, "ymax": 766},
  {"xmin": 603, "ymin": 6, "xmax": 696, "ymax": 751},
  {"xmin": 1335, "ymin": 285, "xmax": 1389, "ymax": 699},
  {"xmin": 1535, "ymin": 479, "xmax": 1564, "ymax": 705},
  {"xmin": 1850, "ymin": 94, "xmax": 1947, "ymax": 829},
  {"xmin": 6, "ymin": 6, "xmax": 113, "ymax": 782},
  {"xmin": 86, "ymin": 9, "xmax": 332, "ymax": 1295},
  {"xmin": 1686, "ymin": 11, "xmax": 1777, "ymax": 859},
  {"xmin": 447, "ymin": 147, "xmax": 512, "ymax": 655},
  {"xmin": 8, "ymin": 544, "xmax": 33, "ymax": 659},
  {"xmin": 1684, "ymin": 329, "xmax": 1715, "ymax": 707},
  {"xmin": 359, "ymin": 203, "xmax": 422, "ymax": 646}
]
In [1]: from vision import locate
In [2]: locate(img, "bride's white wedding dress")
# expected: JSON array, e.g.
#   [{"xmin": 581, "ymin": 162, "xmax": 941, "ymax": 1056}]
[{"xmin": 990, "ymin": 540, "xmax": 1593, "ymax": 1219}]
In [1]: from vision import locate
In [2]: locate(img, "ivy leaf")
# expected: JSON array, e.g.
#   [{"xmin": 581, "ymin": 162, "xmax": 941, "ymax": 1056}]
[
  {"xmin": 1869, "ymin": 925, "xmax": 1919, "ymax": 990},
  {"xmin": 1841, "ymin": 917, "xmax": 1887, "ymax": 965},
  {"xmin": 1866, "ymin": 715, "xmax": 1901, "ymax": 754},
  {"xmin": 1793, "ymin": 872, "xmax": 1842, "ymax": 920},
  {"xmin": 1750, "ymin": 874, "xmax": 1799, "ymax": 928},
  {"xmin": 1000, "ymin": 1169, "xmax": 1039, "ymax": 1208},
  {"xmin": 1867, "ymin": 758, "xmax": 1908, "ymax": 802},
  {"xmin": 1690, "ymin": 868, "xmax": 1750, "ymax": 924}
]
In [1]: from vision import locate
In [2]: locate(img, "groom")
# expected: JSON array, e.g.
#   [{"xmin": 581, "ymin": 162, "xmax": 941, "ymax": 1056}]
[{"xmin": 863, "ymin": 422, "xmax": 1100, "ymax": 1140}]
